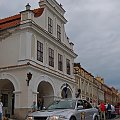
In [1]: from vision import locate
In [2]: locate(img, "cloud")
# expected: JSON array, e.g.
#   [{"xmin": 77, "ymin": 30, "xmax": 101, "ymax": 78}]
[
  {"xmin": 0, "ymin": 0, "xmax": 39, "ymax": 18},
  {"xmin": 58, "ymin": 0, "xmax": 120, "ymax": 90}
]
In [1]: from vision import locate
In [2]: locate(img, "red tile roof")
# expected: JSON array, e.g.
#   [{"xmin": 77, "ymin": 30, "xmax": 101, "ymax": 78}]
[
  {"xmin": 0, "ymin": 14, "xmax": 21, "ymax": 30},
  {"xmin": 34, "ymin": 8, "xmax": 44, "ymax": 17},
  {"xmin": 0, "ymin": 8, "xmax": 44, "ymax": 30}
]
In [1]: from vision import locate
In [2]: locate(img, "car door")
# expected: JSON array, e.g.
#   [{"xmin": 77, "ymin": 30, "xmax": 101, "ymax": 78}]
[
  {"xmin": 75, "ymin": 100, "xmax": 86, "ymax": 120},
  {"xmin": 82, "ymin": 100, "xmax": 94, "ymax": 120}
]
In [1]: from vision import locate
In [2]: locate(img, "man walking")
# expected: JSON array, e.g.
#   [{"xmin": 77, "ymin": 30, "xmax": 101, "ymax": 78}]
[{"xmin": 0, "ymin": 100, "xmax": 3, "ymax": 120}]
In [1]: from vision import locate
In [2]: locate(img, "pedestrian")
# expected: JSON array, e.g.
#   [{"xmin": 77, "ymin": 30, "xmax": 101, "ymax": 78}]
[
  {"xmin": 31, "ymin": 101, "xmax": 37, "ymax": 112},
  {"xmin": 99, "ymin": 101, "xmax": 106, "ymax": 120},
  {"xmin": 0, "ymin": 100, "xmax": 3, "ymax": 120},
  {"xmin": 111, "ymin": 105, "xmax": 115, "ymax": 118},
  {"xmin": 97, "ymin": 102, "xmax": 101, "ymax": 116},
  {"xmin": 106, "ymin": 102, "xmax": 112, "ymax": 119},
  {"xmin": 37, "ymin": 98, "xmax": 42, "ymax": 110}
]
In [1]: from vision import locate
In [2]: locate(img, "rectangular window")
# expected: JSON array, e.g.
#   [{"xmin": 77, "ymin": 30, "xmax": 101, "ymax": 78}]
[
  {"xmin": 49, "ymin": 48, "xmax": 54, "ymax": 67},
  {"xmin": 66, "ymin": 59, "xmax": 70, "ymax": 75},
  {"xmin": 58, "ymin": 54, "xmax": 63, "ymax": 71},
  {"xmin": 48, "ymin": 17, "xmax": 53, "ymax": 34},
  {"xmin": 37, "ymin": 41, "xmax": 43, "ymax": 62},
  {"xmin": 57, "ymin": 25, "xmax": 61, "ymax": 41}
]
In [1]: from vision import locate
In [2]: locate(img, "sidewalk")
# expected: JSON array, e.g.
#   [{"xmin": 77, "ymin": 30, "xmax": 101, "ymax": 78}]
[
  {"xmin": 114, "ymin": 115, "xmax": 120, "ymax": 119},
  {"xmin": 106, "ymin": 115, "xmax": 120, "ymax": 120}
]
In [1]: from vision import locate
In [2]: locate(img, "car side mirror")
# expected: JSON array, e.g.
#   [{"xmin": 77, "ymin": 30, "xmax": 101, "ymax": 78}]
[{"xmin": 77, "ymin": 105, "xmax": 83, "ymax": 110}]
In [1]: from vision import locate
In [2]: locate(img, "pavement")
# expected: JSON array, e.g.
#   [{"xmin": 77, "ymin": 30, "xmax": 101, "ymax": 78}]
[
  {"xmin": 114, "ymin": 115, "xmax": 120, "ymax": 120},
  {"xmin": 107, "ymin": 115, "xmax": 120, "ymax": 120}
]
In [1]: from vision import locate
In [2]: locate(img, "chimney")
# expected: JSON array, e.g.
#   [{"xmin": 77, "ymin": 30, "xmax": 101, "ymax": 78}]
[
  {"xmin": 26, "ymin": 3, "xmax": 31, "ymax": 10},
  {"xmin": 70, "ymin": 42, "xmax": 74, "ymax": 50},
  {"xmin": 20, "ymin": 3, "xmax": 34, "ymax": 22}
]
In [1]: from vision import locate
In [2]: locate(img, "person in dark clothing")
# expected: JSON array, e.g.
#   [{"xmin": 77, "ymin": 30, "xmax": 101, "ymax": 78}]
[
  {"xmin": 37, "ymin": 98, "xmax": 42, "ymax": 110},
  {"xmin": 106, "ymin": 103, "xmax": 112, "ymax": 119}
]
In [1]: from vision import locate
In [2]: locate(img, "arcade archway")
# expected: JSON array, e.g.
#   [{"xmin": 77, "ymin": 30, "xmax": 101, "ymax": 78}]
[
  {"xmin": 37, "ymin": 81, "xmax": 54, "ymax": 108},
  {"xmin": 0, "ymin": 79, "xmax": 15, "ymax": 117}
]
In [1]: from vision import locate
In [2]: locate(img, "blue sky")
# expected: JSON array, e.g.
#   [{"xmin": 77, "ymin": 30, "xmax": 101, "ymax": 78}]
[{"xmin": 0, "ymin": 0, "xmax": 120, "ymax": 91}]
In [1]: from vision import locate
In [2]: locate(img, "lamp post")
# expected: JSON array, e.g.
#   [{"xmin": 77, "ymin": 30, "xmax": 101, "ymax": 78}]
[
  {"xmin": 76, "ymin": 89, "xmax": 81, "ymax": 98},
  {"xmin": 64, "ymin": 83, "xmax": 68, "ymax": 98},
  {"xmin": 26, "ymin": 72, "xmax": 32, "ymax": 86}
]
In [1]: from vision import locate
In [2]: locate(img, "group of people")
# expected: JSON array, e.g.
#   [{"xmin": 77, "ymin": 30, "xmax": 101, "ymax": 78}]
[
  {"xmin": 31, "ymin": 98, "xmax": 44, "ymax": 112},
  {"xmin": 98, "ymin": 101, "xmax": 115, "ymax": 120}
]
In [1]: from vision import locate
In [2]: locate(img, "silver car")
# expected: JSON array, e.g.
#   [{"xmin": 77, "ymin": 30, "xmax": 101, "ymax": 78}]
[{"xmin": 27, "ymin": 99, "xmax": 99, "ymax": 120}]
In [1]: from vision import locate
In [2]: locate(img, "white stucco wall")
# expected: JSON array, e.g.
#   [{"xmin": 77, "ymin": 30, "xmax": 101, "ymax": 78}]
[{"xmin": 0, "ymin": 32, "xmax": 20, "ymax": 67}]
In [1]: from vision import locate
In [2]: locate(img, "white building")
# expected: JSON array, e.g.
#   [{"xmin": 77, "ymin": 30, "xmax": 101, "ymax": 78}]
[{"xmin": 0, "ymin": 0, "xmax": 77, "ymax": 119}]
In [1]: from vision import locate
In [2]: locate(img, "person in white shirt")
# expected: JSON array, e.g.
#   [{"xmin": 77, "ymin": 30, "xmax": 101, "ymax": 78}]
[{"xmin": 0, "ymin": 100, "xmax": 3, "ymax": 120}]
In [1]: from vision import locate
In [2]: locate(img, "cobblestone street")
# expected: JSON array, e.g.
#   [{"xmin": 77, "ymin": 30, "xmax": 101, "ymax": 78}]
[{"xmin": 107, "ymin": 115, "xmax": 120, "ymax": 120}]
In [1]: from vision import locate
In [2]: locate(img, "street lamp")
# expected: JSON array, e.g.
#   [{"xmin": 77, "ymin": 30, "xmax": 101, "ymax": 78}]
[
  {"xmin": 76, "ymin": 89, "xmax": 81, "ymax": 98},
  {"xmin": 26, "ymin": 72, "xmax": 32, "ymax": 86},
  {"xmin": 63, "ymin": 83, "xmax": 68, "ymax": 98}
]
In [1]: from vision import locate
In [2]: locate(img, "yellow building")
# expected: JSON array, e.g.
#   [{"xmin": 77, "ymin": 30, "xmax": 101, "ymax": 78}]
[{"xmin": 74, "ymin": 63, "xmax": 104, "ymax": 106}]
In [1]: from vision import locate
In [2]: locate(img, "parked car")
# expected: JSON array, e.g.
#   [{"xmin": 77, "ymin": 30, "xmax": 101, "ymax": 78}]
[{"xmin": 26, "ymin": 98, "xmax": 100, "ymax": 120}]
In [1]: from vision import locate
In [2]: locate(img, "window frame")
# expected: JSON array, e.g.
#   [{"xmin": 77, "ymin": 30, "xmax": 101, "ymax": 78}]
[
  {"xmin": 58, "ymin": 53, "xmax": 63, "ymax": 71},
  {"xmin": 37, "ymin": 41, "xmax": 43, "ymax": 62},
  {"xmin": 66, "ymin": 59, "xmax": 71, "ymax": 75},
  {"xmin": 49, "ymin": 48, "xmax": 54, "ymax": 67},
  {"xmin": 57, "ymin": 24, "xmax": 61, "ymax": 41},
  {"xmin": 48, "ymin": 17, "xmax": 53, "ymax": 34}
]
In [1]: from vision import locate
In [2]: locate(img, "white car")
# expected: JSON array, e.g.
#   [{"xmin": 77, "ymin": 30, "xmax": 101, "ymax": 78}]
[{"xmin": 27, "ymin": 99, "xmax": 100, "ymax": 120}]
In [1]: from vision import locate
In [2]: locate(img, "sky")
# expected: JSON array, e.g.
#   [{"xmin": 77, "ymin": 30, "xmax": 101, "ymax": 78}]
[{"xmin": 0, "ymin": 0, "xmax": 120, "ymax": 91}]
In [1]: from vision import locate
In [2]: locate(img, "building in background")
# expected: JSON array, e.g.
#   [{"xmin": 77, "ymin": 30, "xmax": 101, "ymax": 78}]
[
  {"xmin": 74, "ymin": 63, "xmax": 120, "ymax": 106},
  {"xmin": 74, "ymin": 63, "xmax": 104, "ymax": 107},
  {"xmin": 93, "ymin": 77, "xmax": 104, "ymax": 105},
  {"xmin": 111, "ymin": 87, "xmax": 119, "ymax": 105}
]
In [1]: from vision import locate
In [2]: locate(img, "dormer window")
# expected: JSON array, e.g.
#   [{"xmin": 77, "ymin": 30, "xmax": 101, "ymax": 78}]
[
  {"xmin": 48, "ymin": 17, "xmax": 53, "ymax": 34},
  {"xmin": 57, "ymin": 25, "xmax": 61, "ymax": 41}
]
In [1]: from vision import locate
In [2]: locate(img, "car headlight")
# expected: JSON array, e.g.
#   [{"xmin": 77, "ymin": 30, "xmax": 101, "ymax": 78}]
[
  {"xmin": 47, "ymin": 115, "xmax": 66, "ymax": 120},
  {"xmin": 26, "ymin": 116, "xmax": 33, "ymax": 120}
]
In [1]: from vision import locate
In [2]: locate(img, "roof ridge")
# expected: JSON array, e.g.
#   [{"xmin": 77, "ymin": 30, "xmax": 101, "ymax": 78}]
[
  {"xmin": 0, "ymin": 7, "xmax": 44, "ymax": 30},
  {"xmin": 0, "ymin": 14, "xmax": 21, "ymax": 24}
]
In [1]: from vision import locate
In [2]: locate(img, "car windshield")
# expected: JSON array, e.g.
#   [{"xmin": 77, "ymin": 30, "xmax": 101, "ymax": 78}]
[{"xmin": 47, "ymin": 100, "xmax": 76, "ymax": 110}]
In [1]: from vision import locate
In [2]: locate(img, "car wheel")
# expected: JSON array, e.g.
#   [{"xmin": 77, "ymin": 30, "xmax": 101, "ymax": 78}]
[
  {"xmin": 94, "ymin": 116, "xmax": 98, "ymax": 120},
  {"xmin": 70, "ymin": 116, "xmax": 76, "ymax": 120}
]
